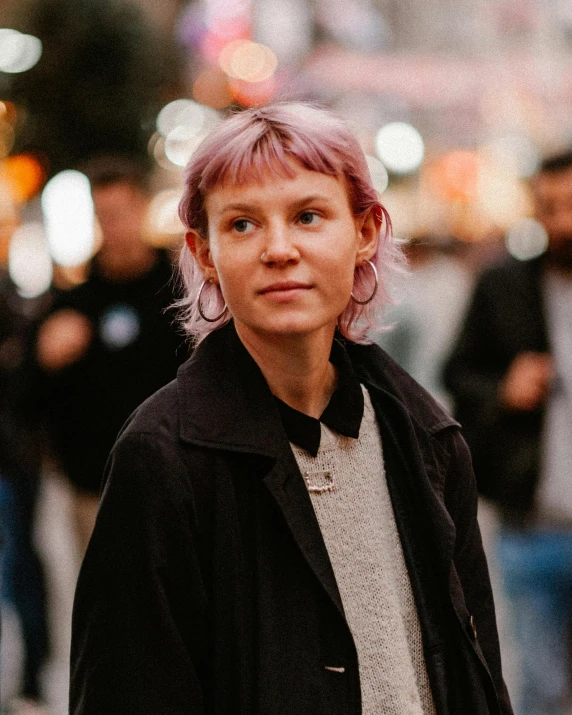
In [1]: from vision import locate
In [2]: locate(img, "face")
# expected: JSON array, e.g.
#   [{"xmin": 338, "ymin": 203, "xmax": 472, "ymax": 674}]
[
  {"xmin": 92, "ymin": 181, "xmax": 148, "ymax": 256},
  {"xmin": 533, "ymin": 168, "xmax": 572, "ymax": 267},
  {"xmin": 188, "ymin": 164, "xmax": 378, "ymax": 344}
]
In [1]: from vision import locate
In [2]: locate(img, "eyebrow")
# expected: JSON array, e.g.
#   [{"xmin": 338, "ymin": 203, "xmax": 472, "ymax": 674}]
[{"xmin": 215, "ymin": 194, "xmax": 337, "ymax": 216}]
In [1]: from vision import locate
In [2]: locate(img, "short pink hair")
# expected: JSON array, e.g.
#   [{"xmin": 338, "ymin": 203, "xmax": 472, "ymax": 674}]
[{"xmin": 176, "ymin": 102, "xmax": 402, "ymax": 344}]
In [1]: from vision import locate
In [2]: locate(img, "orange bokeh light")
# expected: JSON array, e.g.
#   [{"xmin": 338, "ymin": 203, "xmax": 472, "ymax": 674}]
[
  {"xmin": 1, "ymin": 153, "xmax": 46, "ymax": 202},
  {"xmin": 220, "ymin": 41, "xmax": 277, "ymax": 83},
  {"xmin": 229, "ymin": 75, "xmax": 276, "ymax": 107},
  {"xmin": 428, "ymin": 150, "xmax": 480, "ymax": 203}
]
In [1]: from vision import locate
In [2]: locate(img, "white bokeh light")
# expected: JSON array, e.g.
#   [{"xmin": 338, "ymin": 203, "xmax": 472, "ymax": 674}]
[
  {"xmin": 254, "ymin": 0, "xmax": 312, "ymax": 65},
  {"xmin": 147, "ymin": 189, "xmax": 185, "ymax": 236},
  {"xmin": 8, "ymin": 222, "xmax": 53, "ymax": 298},
  {"xmin": 41, "ymin": 171, "xmax": 95, "ymax": 267},
  {"xmin": 157, "ymin": 99, "xmax": 204, "ymax": 137},
  {"xmin": 365, "ymin": 155, "xmax": 389, "ymax": 194},
  {"xmin": 505, "ymin": 218, "xmax": 549, "ymax": 261},
  {"xmin": 375, "ymin": 122, "xmax": 425, "ymax": 175},
  {"xmin": 164, "ymin": 127, "xmax": 207, "ymax": 167},
  {"xmin": 484, "ymin": 135, "xmax": 540, "ymax": 179},
  {"xmin": 0, "ymin": 28, "xmax": 42, "ymax": 73}
]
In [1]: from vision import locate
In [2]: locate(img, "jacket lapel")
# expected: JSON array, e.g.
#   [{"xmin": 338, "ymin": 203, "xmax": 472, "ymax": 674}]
[
  {"xmin": 263, "ymin": 445, "xmax": 345, "ymax": 616},
  {"xmin": 176, "ymin": 322, "xmax": 344, "ymax": 616}
]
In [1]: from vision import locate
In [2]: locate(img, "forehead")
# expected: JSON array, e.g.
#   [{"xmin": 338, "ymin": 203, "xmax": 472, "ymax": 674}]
[
  {"xmin": 204, "ymin": 163, "xmax": 351, "ymax": 214},
  {"xmin": 533, "ymin": 168, "xmax": 572, "ymax": 203}
]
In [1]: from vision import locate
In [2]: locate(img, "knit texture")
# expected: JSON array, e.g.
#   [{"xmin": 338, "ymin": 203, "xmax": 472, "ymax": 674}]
[{"xmin": 291, "ymin": 387, "xmax": 436, "ymax": 714}]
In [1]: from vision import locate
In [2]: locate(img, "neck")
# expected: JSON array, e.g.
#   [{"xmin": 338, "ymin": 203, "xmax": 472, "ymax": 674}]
[{"xmin": 235, "ymin": 324, "xmax": 337, "ymax": 418}]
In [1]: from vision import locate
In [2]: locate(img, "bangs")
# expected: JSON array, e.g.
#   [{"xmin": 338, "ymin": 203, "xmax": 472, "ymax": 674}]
[{"xmin": 197, "ymin": 119, "xmax": 343, "ymax": 195}]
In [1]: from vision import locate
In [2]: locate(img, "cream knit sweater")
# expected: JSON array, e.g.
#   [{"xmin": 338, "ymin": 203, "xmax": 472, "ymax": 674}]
[{"xmin": 290, "ymin": 387, "xmax": 436, "ymax": 714}]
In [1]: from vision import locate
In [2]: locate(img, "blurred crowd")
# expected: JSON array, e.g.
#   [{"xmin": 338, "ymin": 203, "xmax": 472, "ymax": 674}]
[{"xmin": 0, "ymin": 155, "xmax": 189, "ymax": 715}]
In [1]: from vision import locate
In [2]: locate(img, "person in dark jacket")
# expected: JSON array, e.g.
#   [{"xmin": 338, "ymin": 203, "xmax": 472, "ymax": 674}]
[
  {"xmin": 444, "ymin": 151, "xmax": 572, "ymax": 715},
  {"xmin": 70, "ymin": 103, "xmax": 513, "ymax": 715},
  {"xmin": 37, "ymin": 156, "xmax": 186, "ymax": 556}
]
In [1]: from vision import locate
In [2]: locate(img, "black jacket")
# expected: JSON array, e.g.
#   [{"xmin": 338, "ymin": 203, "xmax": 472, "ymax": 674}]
[
  {"xmin": 70, "ymin": 322, "xmax": 512, "ymax": 715},
  {"xmin": 44, "ymin": 250, "xmax": 185, "ymax": 493},
  {"xmin": 443, "ymin": 257, "xmax": 548, "ymax": 523}
]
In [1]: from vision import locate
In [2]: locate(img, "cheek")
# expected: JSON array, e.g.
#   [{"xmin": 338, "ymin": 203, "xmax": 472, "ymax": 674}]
[{"xmin": 210, "ymin": 247, "xmax": 250, "ymax": 303}]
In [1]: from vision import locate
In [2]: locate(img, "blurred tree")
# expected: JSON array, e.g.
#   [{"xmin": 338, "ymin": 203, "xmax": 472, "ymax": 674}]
[{"xmin": 2, "ymin": 0, "xmax": 184, "ymax": 176}]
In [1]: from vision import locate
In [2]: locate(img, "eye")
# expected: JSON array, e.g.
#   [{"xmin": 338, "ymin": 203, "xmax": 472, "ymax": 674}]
[
  {"xmin": 232, "ymin": 218, "xmax": 255, "ymax": 233},
  {"xmin": 298, "ymin": 211, "xmax": 319, "ymax": 226}
]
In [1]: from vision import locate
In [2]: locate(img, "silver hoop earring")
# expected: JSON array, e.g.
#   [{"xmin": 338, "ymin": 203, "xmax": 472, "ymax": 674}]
[
  {"xmin": 350, "ymin": 260, "xmax": 378, "ymax": 305},
  {"xmin": 197, "ymin": 280, "xmax": 228, "ymax": 322}
]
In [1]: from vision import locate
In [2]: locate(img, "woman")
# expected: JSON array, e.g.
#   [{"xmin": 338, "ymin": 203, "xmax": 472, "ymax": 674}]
[{"xmin": 70, "ymin": 103, "xmax": 512, "ymax": 715}]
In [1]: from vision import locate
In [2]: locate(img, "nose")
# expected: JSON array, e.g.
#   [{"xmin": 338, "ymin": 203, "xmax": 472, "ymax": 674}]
[{"xmin": 260, "ymin": 222, "xmax": 300, "ymax": 266}]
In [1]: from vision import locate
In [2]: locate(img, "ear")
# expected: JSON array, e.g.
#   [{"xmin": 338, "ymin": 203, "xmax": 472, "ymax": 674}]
[
  {"xmin": 355, "ymin": 207, "xmax": 381, "ymax": 265},
  {"xmin": 185, "ymin": 230, "xmax": 219, "ymax": 284}
]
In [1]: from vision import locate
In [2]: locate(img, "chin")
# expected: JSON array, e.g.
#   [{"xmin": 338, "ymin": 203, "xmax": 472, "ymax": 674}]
[{"xmin": 239, "ymin": 314, "xmax": 336, "ymax": 340}]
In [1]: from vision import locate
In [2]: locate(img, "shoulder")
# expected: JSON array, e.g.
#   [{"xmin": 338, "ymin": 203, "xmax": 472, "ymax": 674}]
[
  {"xmin": 118, "ymin": 377, "xmax": 180, "ymax": 444},
  {"xmin": 346, "ymin": 340, "xmax": 457, "ymax": 435},
  {"xmin": 102, "ymin": 378, "xmax": 195, "ymax": 506}
]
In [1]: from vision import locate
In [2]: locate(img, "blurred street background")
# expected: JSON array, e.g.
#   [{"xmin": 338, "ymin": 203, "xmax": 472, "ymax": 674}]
[{"xmin": 2, "ymin": 0, "xmax": 572, "ymax": 713}]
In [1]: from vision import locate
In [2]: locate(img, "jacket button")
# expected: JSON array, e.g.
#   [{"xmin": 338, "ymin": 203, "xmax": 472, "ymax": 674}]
[{"xmin": 469, "ymin": 615, "xmax": 478, "ymax": 640}]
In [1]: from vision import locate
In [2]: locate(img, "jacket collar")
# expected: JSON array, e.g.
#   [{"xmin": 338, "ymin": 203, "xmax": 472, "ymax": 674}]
[
  {"xmin": 177, "ymin": 321, "xmax": 285, "ymax": 457},
  {"xmin": 177, "ymin": 320, "xmax": 458, "ymax": 455}
]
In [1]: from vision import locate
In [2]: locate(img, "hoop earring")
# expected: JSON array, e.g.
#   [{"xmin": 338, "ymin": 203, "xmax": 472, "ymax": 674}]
[
  {"xmin": 197, "ymin": 280, "xmax": 228, "ymax": 322},
  {"xmin": 350, "ymin": 260, "xmax": 378, "ymax": 305}
]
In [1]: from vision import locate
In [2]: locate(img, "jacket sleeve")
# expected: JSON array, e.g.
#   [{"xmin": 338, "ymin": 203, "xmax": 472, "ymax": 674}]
[
  {"xmin": 442, "ymin": 273, "xmax": 514, "ymax": 501},
  {"xmin": 69, "ymin": 431, "xmax": 209, "ymax": 715},
  {"xmin": 443, "ymin": 271, "xmax": 506, "ymax": 426},
  {"xmin": 442, "ymin": 427, "xmax": 514, "ymax": 715}
]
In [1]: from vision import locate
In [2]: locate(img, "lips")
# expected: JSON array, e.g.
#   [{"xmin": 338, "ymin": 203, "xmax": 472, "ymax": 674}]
[{"xmin": 258, "ymin": 281, "xmax": 312, "ymax": 295}]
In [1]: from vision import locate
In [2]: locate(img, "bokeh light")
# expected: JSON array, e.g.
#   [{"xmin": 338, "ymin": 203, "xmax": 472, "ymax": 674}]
[
  {"xmin": 8, "ymin": 222, "xmax": 53, "ymax": 298},
  {"xmin": 0, "ymin": 29, "xmax": 42, "ymax": 73},
  {"xmin": 145, "ymin": 189, "xmax": 185, "ymax": 247},
  {"xmin": 164, "ymin": 126, "xmax": 207, "ymax": 167},
  {"xmin": 1, "ymin": 154, "xmax": 46, "ymax": 202},
  {"xmin": 477, "ymin": 162, "xmax": 530, "ymax": 228},
  {"xmin": 41, "ymin": 170, "xmax": 95, "ymax": 267},
  {"xmin": 219, "ymin": 40, "xmax": 278, "ymax": 83},
  {"xmin": 375, "ymin": 122, "xmax": 425, "ymax": 175},
  {"xmin": 228, "ymin": 75, "xmax": 276, "ymax": 106},
  {"xmin": 365, "ymin": 155, "xmax": 389, "ymax": 194},
  {"xmin": 254, "ymin": 0, "xmax": 313, "ymax": 65},
  {"xmin": 204, "ymin": 0, "xmax": 251, "ymax": 30},
  {"xmin": 505, "ymin": 218, "xmax": 549, "ymax": 261},
  {"xmin": 157, "ymin": 99, "xmax": 205, "ymax": 137},
  {"xmin": 483, "ymin": 134, "xmax": 540, "ymax": 179},
  {"xmin": 428, "ymin": 151, "xmax": 480, "ymax": 203}
]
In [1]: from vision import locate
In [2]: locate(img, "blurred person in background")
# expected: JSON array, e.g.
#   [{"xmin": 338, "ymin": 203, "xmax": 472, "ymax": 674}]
[
  {"xmin": 0, "ymin": 271, "xmax": 50, "ymax": 715},
  {"xmin": 36, "ymin": 156, "xmax": 186, "ymax": 557},
  {"xmin": 375, "ymin": 237, "xmax": 473, "ymax": 411},
  {"xmin": 70, "ymin": 104, "xmax": 512, "ymax": 715},
  {"xmin": 444, "ymin": 151, "xmax": 572, "ymax": 715}
]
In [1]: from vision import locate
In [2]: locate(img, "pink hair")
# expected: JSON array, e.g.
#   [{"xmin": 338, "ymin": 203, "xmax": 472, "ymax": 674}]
[{"xmin": 176, "ymin": 102, "xmax": 403, "ymax": 344}]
